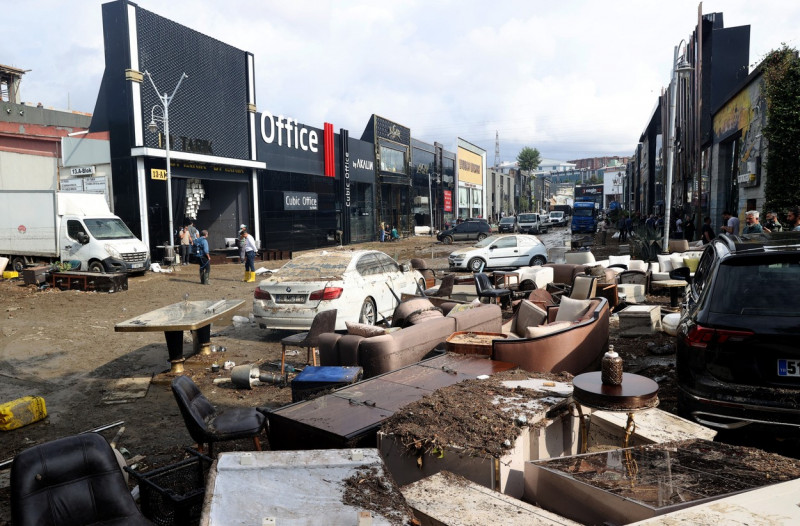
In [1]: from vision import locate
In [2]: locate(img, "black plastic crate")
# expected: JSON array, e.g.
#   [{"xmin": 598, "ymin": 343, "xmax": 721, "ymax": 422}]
[{"xmin": 126, "ymin": 449, "xmax": 212, "ymax": 526}]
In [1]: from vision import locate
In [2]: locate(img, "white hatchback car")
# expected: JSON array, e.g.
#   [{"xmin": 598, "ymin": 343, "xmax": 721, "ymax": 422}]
[
  {"xmin": 448, "ymin": 234, "xmax": 548, "ymax": 272},
  {"xmin": 253, "ymin": 250, "xmax": 424, "ymax": 331}
]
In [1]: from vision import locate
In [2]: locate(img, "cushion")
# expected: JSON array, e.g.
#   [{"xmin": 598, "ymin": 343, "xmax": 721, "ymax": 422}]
[
  {"xmin": 345, "ymin": 322, "xmax": 385, "ymax": 337},
  {"xmin": 393, "ymin": 297, "xmax": 435, "ymax": 321},
  {"xmin": 555, "ymin": 296, "xmax": 593, "ymax": 323},
  {"xmin": 628, "ymin": 260, "xmax": 648, "ymax": 272},
  {"xmin": 683, "ymin": 257, "xmax": 700, "ymax": 273},
  {"xmin": 608, "ymin": 255, "xmax": 631, "ymax": 267},
  {"xmin": 656, "ymin": 254, "xmax": 673, "ymax": 273},
  {"xmin": 565, "ymin": 251, "xmax": 596, "ymax": 265},
  {"xmin": 670, "ymin": 254, "xmax": 685, "ymax": 270},
  {"xmin": 446, "ymin": 301, "xmax": 481, "ymax": 316},
  {"xmin": 524, "ymin": 321, "xmax": 572, "ymax": 338},
  {"xmin": 514, "ymin": 300, "xmax": 547, "ymax": 336},
  {"xmin": 407, "ymin": 308, "xmax": 444, "ymax": 325}
]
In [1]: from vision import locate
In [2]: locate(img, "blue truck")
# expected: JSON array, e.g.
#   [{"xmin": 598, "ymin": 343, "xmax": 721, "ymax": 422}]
[{"xmin": 571, "ymin": 200, "xmax": 597, "ymax": 233}]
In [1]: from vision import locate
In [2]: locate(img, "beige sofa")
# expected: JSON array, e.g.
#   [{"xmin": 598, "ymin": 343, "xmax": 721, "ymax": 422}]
[{"xmin": 319, "ymin": 301, "xmax": 502, "ymax": 378}]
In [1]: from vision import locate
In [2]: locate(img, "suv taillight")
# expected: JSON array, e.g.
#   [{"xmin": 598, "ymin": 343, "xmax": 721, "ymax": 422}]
[
  {"xmin": 254, "ymin": 288, "xmax": 271, "ymax": 300},
  {"xmin": 683, "ymin": 324, "xmax": 754, "ymax": 349},
  {"xmin": 309, "ymin": 287, "xmax": 343, "ymax": 301}
]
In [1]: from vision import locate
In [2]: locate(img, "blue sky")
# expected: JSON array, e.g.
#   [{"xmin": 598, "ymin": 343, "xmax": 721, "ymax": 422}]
[{"xmin": 5, "ymin": 0, "xmax": 798, "ymax": 162}]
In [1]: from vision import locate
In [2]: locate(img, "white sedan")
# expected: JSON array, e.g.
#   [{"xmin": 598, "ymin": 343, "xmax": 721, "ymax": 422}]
[
  {"xmin": 448, "ymin": 234, "xmax": 548, "ymax": 272},
  {"xmin": 253, "ymin": 250, "xmax": 424, "ymax": 331}
]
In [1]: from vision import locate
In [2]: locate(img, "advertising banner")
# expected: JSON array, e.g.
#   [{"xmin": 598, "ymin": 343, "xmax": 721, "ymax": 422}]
[
  {"xmin": 457, "ymin": 147, "xmax": 483, "ymax": 186},
  {"xmin": 443, "ymin": 190, "xmax": 452, "ymax": 212}
]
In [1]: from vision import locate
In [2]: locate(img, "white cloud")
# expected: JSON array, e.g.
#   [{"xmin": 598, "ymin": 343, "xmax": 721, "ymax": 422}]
[{"xmin": 6, "ymin": 0, "xmax": 799, "ymax": 161}]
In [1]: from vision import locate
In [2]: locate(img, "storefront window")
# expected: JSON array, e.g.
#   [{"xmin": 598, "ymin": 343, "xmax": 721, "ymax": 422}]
[
  {"xmin": 349, "ymin": 182, "xmax": 374, "ymax": 243},
  {"xmin": 379, "ymin": 145, "xmax": 406, "ymax": 174},
  {"xmin": 471, "ymin": 188, "xmax": 482, "ymax": 218}
]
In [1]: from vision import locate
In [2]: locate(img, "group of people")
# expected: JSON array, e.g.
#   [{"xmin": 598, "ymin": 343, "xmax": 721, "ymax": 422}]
[
  {"xmin": 378, "ymin": 222, "xmax": 400, "ymax": 242},
  {"xmin": 177, "ymin": 220, "xmax": 258, "ymax": 285}
]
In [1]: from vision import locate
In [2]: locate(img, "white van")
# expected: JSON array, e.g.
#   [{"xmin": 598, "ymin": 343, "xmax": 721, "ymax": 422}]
[{"xmin": 517, "ymin": 213, "xmax": 548, "ymax": 234}]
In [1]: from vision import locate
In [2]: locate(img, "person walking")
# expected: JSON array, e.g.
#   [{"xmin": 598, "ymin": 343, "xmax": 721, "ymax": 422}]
[
  {"xmin": 684, "ymin": 215, "xmax": 696, "ymax": 242},
  {"xmin": 598, "ymin": 217, "xmax": 608, "ymax": 245},
  {"xmin": 701, "ymin": 216, "xmax": 715, "ymax": 244},
  {"xmin": 179, "ymin": 225, "xmax": 191, "ymax": 265},
  {"xmin": 186, "ymin": 220, "xmax": 199, "ymax": 241},
  {"xmin": 196, "ymin": 229, "xmax": 211, "ymax": 285},
  {"xmin": 239, "ymin": 224, "xmax": 257, "ymax": 282},
  {"xmin": 379, "ymin": 221, "xmax": 386, "ymax": 242},
  {"xmin": 763, "ymin": 211, "xmax": 783, "ymax": 233},
  {"xmin": 742, "ymin": 210, "xmax": 764, "ymax": 234}
]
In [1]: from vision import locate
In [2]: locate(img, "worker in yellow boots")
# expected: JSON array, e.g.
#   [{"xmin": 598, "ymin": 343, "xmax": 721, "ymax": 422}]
[{"xmin": 239, "ymin": 224, "xmax": 258, "ymax": 282}]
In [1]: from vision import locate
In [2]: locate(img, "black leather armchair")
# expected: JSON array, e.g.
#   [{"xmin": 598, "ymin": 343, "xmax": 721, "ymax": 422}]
[
  {"xmin": 172, "ymin": 375, "xmax": 267, "ymax": 456},
  {"xmin": 474, "ymin": 272, "xmax": 511, "ymax": 306},
  {"xmin": 11, "ymin": 432, "xmax": 152, "ymax": 526}
]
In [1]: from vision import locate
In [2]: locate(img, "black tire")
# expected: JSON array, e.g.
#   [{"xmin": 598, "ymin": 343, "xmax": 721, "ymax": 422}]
[
  {"xmin": 442, "ymin": 236, "xmax": 453, "ymax": 245},
  {"xmin": 477, "ymin": 233, "xmax": 487, "ymax": 241},
  {"xmin": 468, "ymin": 257, "xmax": 485, "ymax": 273},
  {"xmin": 529, "ymin": 255, "xmax": 546, "ymax": 266},
  {"xmin": 359, "ymin": 298, "xmax": 376, "ymax": 325},
  {"xmin": 88, "ymin": 261, "xmax": 105, "ymax": 273},
  {"xmin": 11, "ymin": 256, "xmax": 25, "ymax": 272}
]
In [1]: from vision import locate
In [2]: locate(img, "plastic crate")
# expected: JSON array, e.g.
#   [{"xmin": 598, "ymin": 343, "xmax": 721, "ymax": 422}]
[{"xmin": 126, "ymin": 449, "xmax": 212, "ymax": 526}]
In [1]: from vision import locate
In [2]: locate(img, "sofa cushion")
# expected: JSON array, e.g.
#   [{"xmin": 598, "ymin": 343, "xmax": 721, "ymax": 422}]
[
  {"xmin": 628, "ymin": 259, "xmax": 648, "ymax": 272},
  {"xmin": 345, "ymin": 322, "xmax": 385, "ymax": 338},
  {"xmin": 555, "ymin": 296, "xmax": 592, "ymax": 323},
  {"xmin": 407, "ymin": 307, "xmax": 444, "ymax": 325},
  {"xmin": 670, "ymin": 254, "xmax": 686, "ymax": 270},
  {"xmin": 446, "ymin": 300, "xmax": 482, "ymax": 316},
  {"xmin": 656, "ymin": 254, "xmax": 673, "ymax": 273},
  {"xmin": 608, "ymin": 255, "xmax": 631, "ymax": 267},
  {"xmin": 515, "ymin": 300, "xmax": 547, "ymax": 336},
  {"xmin": 393, "ymin": 297, "xmax": 441, "ymax": 327},
  {"xmin": 683, "ymin": 256, "xmax": 701, "ymax": 272},
  {"xmin": 524, "ymin": 321, "xmax": 572, "ymax": 338},
  {"xmin": 565, "ymin": 251, "xmax": 596, "ymax": 265}
]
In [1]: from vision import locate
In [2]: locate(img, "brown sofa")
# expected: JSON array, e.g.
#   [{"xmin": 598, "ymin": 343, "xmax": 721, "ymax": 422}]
[
  {"xmin": 319, "ymin": 302, "xmax": 502, "ymax": 378},
  {"xmin": 492, "ymin": 297, "xmax": 609, "ymax": 375}
]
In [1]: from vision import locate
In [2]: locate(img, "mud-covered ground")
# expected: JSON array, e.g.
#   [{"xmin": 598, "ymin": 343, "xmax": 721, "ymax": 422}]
[{"xmin": 0, "ymin": 226, "xmax": 795, "ymax": 523}]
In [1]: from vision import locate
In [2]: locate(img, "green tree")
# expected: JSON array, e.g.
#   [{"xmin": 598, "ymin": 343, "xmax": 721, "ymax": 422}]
[
  {"xmin": 516, "ymin": 147, "xmax": 541, "ymax": 173},
  {"xmin": 763, "ymin": 46, "xmax": 800, "ymax": 221}
]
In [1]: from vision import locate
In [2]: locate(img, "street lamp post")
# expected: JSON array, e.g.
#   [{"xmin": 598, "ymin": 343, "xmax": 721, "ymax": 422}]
[
  {"xmin": 144, "ymin": 70, "xmax": 188, "ymax": 254},
  {"xmin": 662, "ymin": 41, "xmax": 693, "ymax": 253}
]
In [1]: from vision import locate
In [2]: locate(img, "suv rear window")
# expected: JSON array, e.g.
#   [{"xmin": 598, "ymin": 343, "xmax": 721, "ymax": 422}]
[{"xmin": 709, "ymin": 257, "xmax": 800, "ymax": 316}]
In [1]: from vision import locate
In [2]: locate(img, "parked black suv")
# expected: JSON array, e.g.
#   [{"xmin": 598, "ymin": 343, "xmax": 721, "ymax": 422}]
[
  {"xmin": 437, "ymin": 221, "xmax": 491, "ymax": 244},
  {"xmin": 676, "ymin": 233, "xmax": 800, "ymax": 431},
  {"xmin": 497, "ymin": 217, "xmax": 518, "ymax": 233}
]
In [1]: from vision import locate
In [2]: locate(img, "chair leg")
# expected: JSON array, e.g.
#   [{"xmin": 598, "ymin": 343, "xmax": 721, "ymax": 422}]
[
  {"xmin": 280, "ymin": 344, "xmax": 286, "ymax": 375},
  {"xmin": 253, "ymin": 436, "xmax": 262, "ymax": 451},
  {"xmin": 308, "ymin": 346, "xmax": 318, "ymax": 366}
]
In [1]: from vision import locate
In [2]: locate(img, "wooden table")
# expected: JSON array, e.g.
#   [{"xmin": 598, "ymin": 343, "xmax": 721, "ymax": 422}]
[
  {"xmin": 492, "ymin": 271, "xmax": 520, "ymax": 288},
  {"xmin": 446, "ymin": 331, "xmax": 508, "ymax": 357},
  {"xmin": 650, "ymin": 278, "xmax": 688, "ymax": 308},
  {"xmin": 115, "ymin": 299, "xmax": 243, "ymax": 373},
  {"xmin": 48, "ymin": 271, "xmax": 128, "ymax": 293}
]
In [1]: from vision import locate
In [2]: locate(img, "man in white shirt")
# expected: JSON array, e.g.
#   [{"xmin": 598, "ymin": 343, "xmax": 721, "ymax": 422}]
[
  {"xmin": 239, "ymin": 224, "xmax": 258, "ymax": 282},
  {"xmin": 721, "ymin": 210, "xmax": 740, "ymax": 236}
]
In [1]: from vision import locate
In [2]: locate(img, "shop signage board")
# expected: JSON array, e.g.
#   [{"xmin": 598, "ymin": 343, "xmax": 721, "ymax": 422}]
[
  {"xmin": 283, "ymin": 191, "xmax": 319, "ymax": 211},
  {"xmin": 70, "ymin": 166, "xmax": 95, "ymax": 176},
  {"xmin": 83, "ymin": 177, "xmax": 107, "ymax": 194}
]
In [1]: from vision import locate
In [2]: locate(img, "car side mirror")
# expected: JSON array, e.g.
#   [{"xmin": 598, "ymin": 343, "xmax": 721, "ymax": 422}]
[
  {"xmin": 78, "ymin": 232, "xmax": 90, "ymax": 244},
  {"xmin": 400, "ymin": 263, "xmax": 411, "ymax": 272},
  {"xmin": 489, "ymin": 245, "xmax": 496, "ymax": 250}
]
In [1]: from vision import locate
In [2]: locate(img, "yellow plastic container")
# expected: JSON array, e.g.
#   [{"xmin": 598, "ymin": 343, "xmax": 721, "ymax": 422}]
[
  {"xmin": 0, "ymin": 396, "xmax": 47, "ymax": 431},
  {"xmin": 2, "ymin": 270, "xmax": 19, "ymax": 279}
]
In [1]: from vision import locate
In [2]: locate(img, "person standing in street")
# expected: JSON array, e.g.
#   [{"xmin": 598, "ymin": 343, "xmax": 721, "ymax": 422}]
[
  {"xmin": 721, "ymin": 210, "xmax": 740, "ymax": 236},
  {"xmin": 196, "ymin": 229, "xmax": 211, "ymax": 285},
  {"xmin": 787, "ymin": 206, "xmax": 800, "ymax": 231},
  {"xmin": 742, "ymin": 210, "xmax": 763, "ymax": 234},
  {"xmin": 239, "ymin": 224, "xmax": 257, "ymax": 282},
  {"xmin": 598, "ymin": 217, "xmax": 607, "ymax": 245},
  {"xmin": 187, "ymin": 220, "xmax": 199, "ymax": 241},
  {"xmin": 701, "ymin": 216, "xmax": 715, "ymax": 244},
  {"xmin": 179, "ymin": 225, "xmax": 191, "ymax": 265},
  {"xmin": 684, "ymin": 214, "xmax": 696, "ymax": 242}
]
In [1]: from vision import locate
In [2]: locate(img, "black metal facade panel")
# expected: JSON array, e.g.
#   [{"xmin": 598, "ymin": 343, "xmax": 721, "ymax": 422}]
[
  {"xmin": 136, "ymin": 6, "xmax": 250, "ymax": 160},
  {"xmin": 374, "ymin": 116, "xmax": 410, "ymax": 146},
  {"xmin": 709, "ymin": 26, "xmax": 751, "ymax": 110},
  {"xmin": 348, "ymin": 137, "xmax": 376, "ymax": 183}
]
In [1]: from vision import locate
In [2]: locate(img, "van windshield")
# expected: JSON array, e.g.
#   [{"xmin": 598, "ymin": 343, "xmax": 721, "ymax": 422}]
[
  {"xmin": 83, "ymin": 218, "xmax": 138, "ymax": 240},
  {"xmin": 518, "ymin": 214, "xmax": 536, "ymax": 222}
]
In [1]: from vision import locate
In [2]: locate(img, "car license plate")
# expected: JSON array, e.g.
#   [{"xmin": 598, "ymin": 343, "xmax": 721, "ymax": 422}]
[
  {"xmin": 777, "ymin": 359, "xmax": 800, "ymax": 377},
  {"xmin": 131, "ymin": 263, "xmax": 143, "ymax": 269},
  {"xmin": 275, "ymin": 294, "xmax": 305, "ymax": 304}
]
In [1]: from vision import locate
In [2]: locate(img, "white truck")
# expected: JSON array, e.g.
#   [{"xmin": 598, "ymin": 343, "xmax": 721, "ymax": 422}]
[{"xmin": 0, "ymin": 191, "xmax": 150, "ymax": 274}]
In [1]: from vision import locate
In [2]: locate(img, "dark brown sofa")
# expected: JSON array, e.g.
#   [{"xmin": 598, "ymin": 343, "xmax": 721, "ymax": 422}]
[
  {"xmin": 319, "ymin": 302, "xmax": 502, "ymax": 378},
  {"xmin": 492, "ymin": 297, "xmax": 609, "ymax": 375}
]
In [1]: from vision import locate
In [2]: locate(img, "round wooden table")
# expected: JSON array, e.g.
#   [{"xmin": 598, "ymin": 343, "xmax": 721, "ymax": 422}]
[{"xmin": 650, "ymin": 279, "xmax": 688, "ymax": 308}]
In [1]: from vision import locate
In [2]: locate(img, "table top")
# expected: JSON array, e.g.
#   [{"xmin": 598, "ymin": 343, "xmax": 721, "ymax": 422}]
[
  {"xmin": 651, "ymin": 279, "xmax": 688, "ymax": 288},
  {"xmin": 572, "ymin": 371, "xmax": 659, "ymax": 412},
  {"xmin": 114, "ymin": 299, "xmax": 244, "ymax": 332}
]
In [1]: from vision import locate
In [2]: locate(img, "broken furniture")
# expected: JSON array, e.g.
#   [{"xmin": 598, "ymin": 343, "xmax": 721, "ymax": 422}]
[
  {"xmin": 474, "ymin": 272, "xmax": 512, "ymax": 305},
  {"xmin": 201, "ymin": 449, "xmax": 414, "ymax": 525},
  {"xmin": 280, "ymin": 308, "xmax": 337, "ymax": 375},
  {"xmin": 10, "ymin": 433, "xmax": 152, "ymax": 526},
  {"xmin": 268, "ymin": 353, "xmax": 516, "ymax": 450},
  {"xmin": 524, "ymin": 439, "xmax": 797, "ymax": 525},
  {"xmin": 48, "ymin": 270, "xmax": 128, "ymax": 293},
  {"xmin": 21, "ymin": 265, "xmax": 50, "ymax": 286},
  {"xmin": 618, "ymin": 305, "xmax": 663, "ymax": 336},
  {"xmin": 291, "ymin": 365, "xmax": 363, "ymax": 402},
  {"xmin": 445, "ymin": 331, "xmax": 508, "ymax": 356},
  {"xmin": 171, "ymin": 376, "xmax": 266, "ymax": 456},
  {"xmin": 650, "ymin": 279, "xmax": 688, "ymax": 309},
  {"xmin": 494, "ymin": 297, "xmax": 610, "ymax": 375},
  {"xmin": 564, "ymin": 250, "xmax": 596, "ymax": 265},
  {"xmin": 319, "ymin": 299, "xmax": 501, "ymax": 378},
  {"xmin": 410, "ymin": 257, "xmax": 436, "ymax": 289},
  {"xmin": 569, "ymin": 274, "xmax": 597, "ymax": 299},
  {"xmin": 616, "ymin": 282, "xmax": 647, "ymax": 303},
  {"xmin": 422, "ymin": 272, "xmax": 455, "ymax": 298},
  {"xmin": 543, "ymin": 263, "xmax": 591, "ymax": 289},
  {"xmin": 115, "ymin": 299, "xmax": 244, "ymax": 373},
  {"xmin": 492, "ymin": 270, "xmax": 520, "ymax": 288}
]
